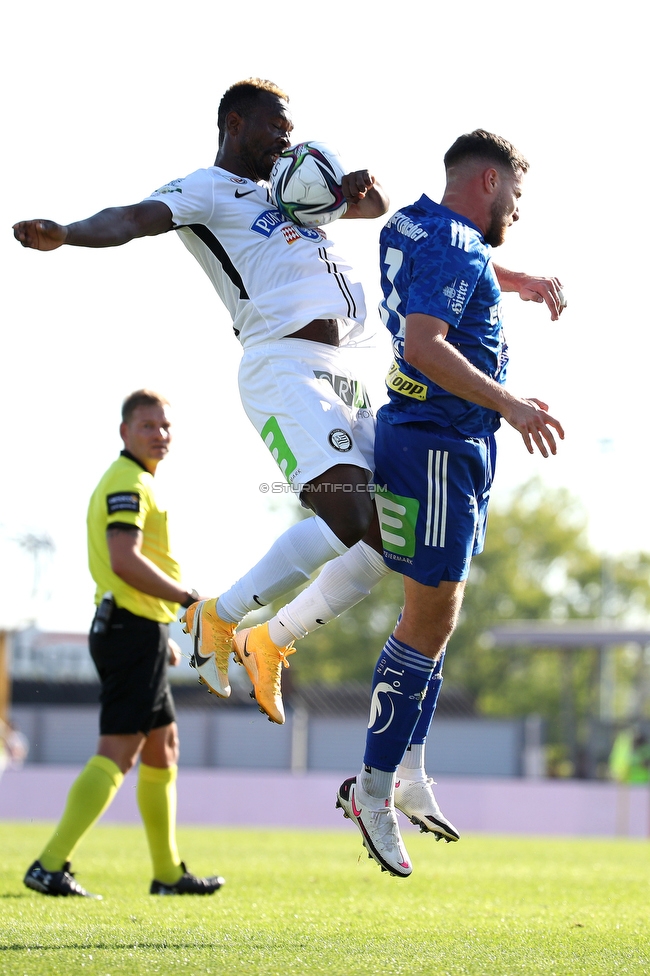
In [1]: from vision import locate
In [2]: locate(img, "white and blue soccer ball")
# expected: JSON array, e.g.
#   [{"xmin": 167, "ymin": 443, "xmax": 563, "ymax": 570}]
[{"xmin": 270, "ymin": 142, "xmax": 348, "ymax": 227}]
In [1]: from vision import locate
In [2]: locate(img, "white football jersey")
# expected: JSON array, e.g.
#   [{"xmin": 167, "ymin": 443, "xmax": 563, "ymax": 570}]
[{"xmin": 146, "ymin": 166, "xmax": 366, "ymax": 348}]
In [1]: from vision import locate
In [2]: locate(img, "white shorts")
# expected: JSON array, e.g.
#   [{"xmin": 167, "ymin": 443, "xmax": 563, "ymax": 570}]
[{"xmin": 238, "ymin": 338, "xmax": 375, "ymax": 493}]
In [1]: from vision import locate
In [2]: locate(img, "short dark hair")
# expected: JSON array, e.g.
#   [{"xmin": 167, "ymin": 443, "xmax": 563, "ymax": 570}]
[
  {"xmin": 217, "ymin": 78, "xmax": 289, "ymax": 147},
  {"xmin": 121, "ymin": 389, "xmax": 169, "ymax": 424},
  {"xmin": 444, "ymin": 129, "xmax": 529, "ymax": 175}
]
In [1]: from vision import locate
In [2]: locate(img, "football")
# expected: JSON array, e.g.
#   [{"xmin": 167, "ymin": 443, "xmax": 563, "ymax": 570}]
[{"xmin": 270, "ymin": 142, "xmax": 348, "ymax": 227}]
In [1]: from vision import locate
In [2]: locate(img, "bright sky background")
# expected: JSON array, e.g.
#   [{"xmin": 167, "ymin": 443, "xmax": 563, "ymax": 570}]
[{"xmin": 1, "ymin": 0, "xmax": 646, "ymax": 632}]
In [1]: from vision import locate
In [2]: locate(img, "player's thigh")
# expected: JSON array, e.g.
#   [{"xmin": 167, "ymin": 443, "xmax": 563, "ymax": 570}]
[
  {"xmin": 374, "ymin": 418, "xmax": 493, "ymax": 586},
  {"xmin": 238, "ymin": 338, "xmax": 374, "ymax": 493},
  {"xmin": 301, "ymin": 462, "xmax": 375, "ymax": 544}
]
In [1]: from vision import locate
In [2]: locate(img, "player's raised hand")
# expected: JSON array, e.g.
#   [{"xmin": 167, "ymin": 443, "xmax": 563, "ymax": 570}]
[
  {"xmin": 13, "ymin": 219, "xmax": 67, "ymax": 250},
  {"xmin": 517, "ymin": 275, "xmax": 567, "ymax": 321},
  {"xmin": 341, "ymin": 170, "xmax": 375, "ymax": 204},
  {"xmin": 340, "ymin": 172, "xmax": 388, "ymax": 219},
  {"xmin": 501, "ymin": 396, "xmax": 564, "ymax": 457}
]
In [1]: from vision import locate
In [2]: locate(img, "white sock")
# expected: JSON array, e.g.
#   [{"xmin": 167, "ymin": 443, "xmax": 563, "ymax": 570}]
[
  {"xmin": 397, "ymin": 743, "xmax": 427, "ymax": 784},
  {"xmin": 360, "ymin": 764, "xmax": 395, "ymax": 801},
  {"xmin": 267, "ymin": 541, "xmax": 390, "ymax": 646},
  {"xmin": 217, "ymin": 516, "xmax": 347, "ymax": 623}
]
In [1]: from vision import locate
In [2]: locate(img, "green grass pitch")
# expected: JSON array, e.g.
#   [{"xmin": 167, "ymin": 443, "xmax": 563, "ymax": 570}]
[{"xmin": 1, "ymin": 822, "xmax": 649, "ymax": 975}]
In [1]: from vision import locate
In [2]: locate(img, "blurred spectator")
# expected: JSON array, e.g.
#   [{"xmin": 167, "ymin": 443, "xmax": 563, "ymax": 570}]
[
  {"xmin": 609, "ymin": 729, "xmax": 650, "ymax": 784},
  {"xmin": 0, "ymin": 718, "xmax": 29, "ymax": 775}
]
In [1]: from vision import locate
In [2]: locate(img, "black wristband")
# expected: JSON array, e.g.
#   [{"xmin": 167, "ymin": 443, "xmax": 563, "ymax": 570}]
[{"xmin": 180, "ymin": 589, "xmax": 199, "ymax": 609}]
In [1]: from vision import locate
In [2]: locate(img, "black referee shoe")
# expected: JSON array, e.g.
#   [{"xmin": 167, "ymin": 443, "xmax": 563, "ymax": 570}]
[
  {"xmin": 23, "ymin": 860, "xmax": 102, "ymax": 899},
  {"xmin": 150, "ymin": 862, "xmax": 225, "ymax": 895}
]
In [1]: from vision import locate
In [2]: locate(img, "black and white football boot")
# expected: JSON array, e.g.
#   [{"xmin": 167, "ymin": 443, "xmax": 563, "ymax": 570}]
[
  {"xmin": 394, "ymin": 777, "xmax": 460, "ymax": 842},
  {"xmin": 336, "ymin": 776, "xmax": 412, "ymax": 878},
  {"xmin": 23, "ymin": 860, "xmax": 102, "ymax": 898}
]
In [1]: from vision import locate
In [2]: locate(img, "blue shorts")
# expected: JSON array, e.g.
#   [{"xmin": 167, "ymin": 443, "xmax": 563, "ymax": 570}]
[{"xmin": 373, "ymin": 417, "xmax": 496, "ymax": 586}]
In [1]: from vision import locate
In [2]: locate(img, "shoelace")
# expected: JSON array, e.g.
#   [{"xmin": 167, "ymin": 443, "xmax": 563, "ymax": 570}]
[
  {"xmin": 399, "ymin": 777, "xmax": 442, "ymax": 815},
  {"xmin": 279, "ymin": 643, "xmax": 296, "ymax": 668},
  {"xmin": 368, "ymin": 805, "xmax": 403, "ymax": 854},
  {"xmin": 269, "ymin": 643, "xmax": 297, "ymax": 696},
  {"xmin": 183, "ymin": 603, "xmax": 236, "ymax": 666},
  {"xmin": 211, "ymin": 612, "xmax": 237, "ymax": 657},
  {"xmin": 421, "ymin": 777, "xmax": 442, "ymax": 812}
]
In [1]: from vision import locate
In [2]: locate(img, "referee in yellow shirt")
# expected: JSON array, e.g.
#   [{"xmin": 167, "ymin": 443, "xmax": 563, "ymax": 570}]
[{"xmin": 24, "ymin": 390, "xmax": 224, "ymax": 898}]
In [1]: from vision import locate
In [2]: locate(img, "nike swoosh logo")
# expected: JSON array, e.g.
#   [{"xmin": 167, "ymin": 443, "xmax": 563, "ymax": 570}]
[
  {"xmin": 193, "ymin": 638, "xmax": 213, "ymax": 669},
  {"xmin": 192, "ymin": 610, "xmax": 214, "ymax": 669},
  {"xmin": 242, "ymin": 634, "xmax": 251, "ymax": 657},
  {"xmin": 351, "ymin": 787, "xmax": 362, "ymax": 818},
  {"xmin": 235, "ymin": 189, "xmax": 255, "ymax": 198}
]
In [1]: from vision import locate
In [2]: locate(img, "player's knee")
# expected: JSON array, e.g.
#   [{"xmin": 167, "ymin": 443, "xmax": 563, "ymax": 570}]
[
  {"xmin": 323, "ymin": 497, "xmax": 375, "ymax": 549},
  {"xmin": 120, "ymin": 752, "xmax": 139, "ymax": 775},
  {"xmin": 303, "ymin": 465, "xmax": 374, "ymax": 548},
  {"xmin": 166, "ymin": 727, "xmax": 180, "ymax": 764}
]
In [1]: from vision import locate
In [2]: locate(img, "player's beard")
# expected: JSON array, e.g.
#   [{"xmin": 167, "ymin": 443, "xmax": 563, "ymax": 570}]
[
  {"xmin": 484, "ymin": 195, "xmax": 512, "ymax": 247},
  {"xmin": 238, "ymin": 138, "xmax": 275, "ymax": 182},
  {"xmin": 253, "ymin": 152, "xmax": 275, "ymax": 182}
]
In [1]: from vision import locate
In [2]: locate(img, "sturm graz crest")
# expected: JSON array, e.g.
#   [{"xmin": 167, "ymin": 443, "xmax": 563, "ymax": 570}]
[{"xmin": 328, "ymin": 429, "xmax": 352, "ymax": 452}]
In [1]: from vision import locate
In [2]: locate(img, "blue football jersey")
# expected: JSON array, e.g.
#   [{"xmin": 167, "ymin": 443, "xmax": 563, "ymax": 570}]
[{"xmin": 378, "ymin": 195, "xmax": 507, "ymax": 436}]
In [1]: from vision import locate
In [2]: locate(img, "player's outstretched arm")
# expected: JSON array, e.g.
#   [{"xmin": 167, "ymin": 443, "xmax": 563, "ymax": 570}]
[
  {"xmin": 340, "ymin": 171, "xmax": 389, "ymax": 219},
  {"xmin": 404, "ymin": 312, "xmax": 564, "ymax": 457},
  {"xmin": 13, "ymin": 200, "xmax": 173, "ymax": 250},
  {"xmin": 493, "ymin": 264, "xmax": 567, "ymax": 321}
]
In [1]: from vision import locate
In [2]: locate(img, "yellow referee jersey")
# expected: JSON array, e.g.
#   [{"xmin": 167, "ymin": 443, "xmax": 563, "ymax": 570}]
[{"xmin": 87, "ymin": 451, "xmax": 181, "ymax": 624}]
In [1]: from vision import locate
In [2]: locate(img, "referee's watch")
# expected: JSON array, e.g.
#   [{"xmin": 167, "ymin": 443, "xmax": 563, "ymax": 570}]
[{"xmin": 180, "ymin": 589, "xmax": 200, "ymax": 609}]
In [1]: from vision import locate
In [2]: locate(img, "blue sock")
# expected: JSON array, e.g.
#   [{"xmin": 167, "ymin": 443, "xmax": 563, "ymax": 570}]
[
  {"xmin": 409, "ymin": 650, "xmax": 445, "ymax": 746},
  {"xmin": 363, "ymin": 635, "xmax": 434, "ymax": 773}
]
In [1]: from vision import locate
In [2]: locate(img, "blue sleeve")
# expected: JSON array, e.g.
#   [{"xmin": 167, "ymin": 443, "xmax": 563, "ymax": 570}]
[{"xmin": 405, "ymin": 225, "xmax": 487, "ymax": 328}]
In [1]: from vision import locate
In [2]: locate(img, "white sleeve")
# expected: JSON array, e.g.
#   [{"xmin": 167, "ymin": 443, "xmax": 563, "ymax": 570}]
[{"xmin": 144, "ymin": 168, "xmax": 215, "ymax": 227}]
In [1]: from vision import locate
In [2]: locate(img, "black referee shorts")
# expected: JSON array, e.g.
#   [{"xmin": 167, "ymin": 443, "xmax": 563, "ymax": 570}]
[{"xmin": 89, "ymin": 606, "xmax": 176, "ymax": 736}]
